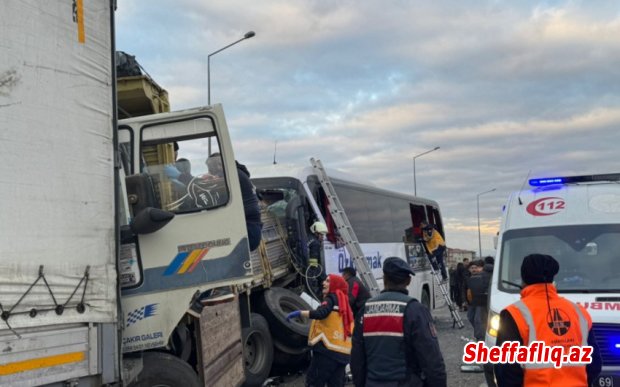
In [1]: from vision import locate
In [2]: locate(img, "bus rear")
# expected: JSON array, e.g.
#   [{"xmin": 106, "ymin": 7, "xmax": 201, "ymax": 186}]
[{"xmin": 487, "ymin": 174, "xmax": 620, "ymax": 385}]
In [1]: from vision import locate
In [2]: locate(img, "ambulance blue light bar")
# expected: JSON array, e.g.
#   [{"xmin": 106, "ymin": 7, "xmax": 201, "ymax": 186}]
[{"xmin": 529, "ymin": 173, "xmax": 620, "ymax": 187}]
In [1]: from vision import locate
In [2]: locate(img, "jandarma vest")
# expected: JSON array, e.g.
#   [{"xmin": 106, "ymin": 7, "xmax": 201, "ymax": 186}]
[
  {"xmin": 505, "ymin": 283, "xmax": 592, "ymax": 387},
  {"xmin": 362, "ymin": 291, "xmax": 413, "ymax": 382},
  {"xmin": 308, "ymin": 301, "xmax": 352, "ymax": 355}
]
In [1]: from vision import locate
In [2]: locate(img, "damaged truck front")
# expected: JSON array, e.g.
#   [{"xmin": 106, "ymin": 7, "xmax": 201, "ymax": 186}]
[{"xmin": 1, "ymin": 2, "xmax": 314, "ymax": 386}]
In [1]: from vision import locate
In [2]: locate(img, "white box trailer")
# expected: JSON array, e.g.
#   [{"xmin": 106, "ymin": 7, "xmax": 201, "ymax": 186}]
[
  {"xmin": 1, "ymin": 3, "xmax": 316, "ymax": 386},
  {"xmin": 0, "ymin": 1, "xmax": 118, "ymax": 385}
]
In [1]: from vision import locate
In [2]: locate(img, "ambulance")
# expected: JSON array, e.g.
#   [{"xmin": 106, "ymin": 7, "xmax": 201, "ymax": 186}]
[{"xmin": 486, "ymin": 173, "xmax": 620, "ymax": 386}]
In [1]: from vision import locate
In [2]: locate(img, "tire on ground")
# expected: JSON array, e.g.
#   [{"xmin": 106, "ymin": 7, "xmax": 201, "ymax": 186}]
[
  {"xmin": 257, "ymin": 287, "xmax": 312, "ymax": 348},
  {"xmin": 242, "ymin": 313, "xmax": 274, "ymax": 387},
  {"xmin": 129, "ymin": 351, "xmax": 200, "ymax": 387}
]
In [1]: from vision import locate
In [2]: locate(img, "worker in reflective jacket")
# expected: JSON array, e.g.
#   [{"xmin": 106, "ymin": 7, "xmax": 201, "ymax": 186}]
[
  {"xmin": 495, "ymin": 254, "xmax": 602, "ymax": 387},
  {"xmin": 420, "ymin": 221, "xmax": 448, "ymax": 281},
  {"xmin": 286, "ymin": 274, "xmax": 354, "ymax": 387},
  {"xmin": 351, "ymin": 257, "xmax": 447, "ymax": 387}
]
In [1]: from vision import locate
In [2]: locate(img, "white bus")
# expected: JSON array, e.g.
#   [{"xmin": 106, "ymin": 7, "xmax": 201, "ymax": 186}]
[
  {"xmin": 251, "ymin": 164, "xmax": 447, "ymax": 311},
  {"xmin": 486, "ymin": 173, "xmax": 620, "ymax": 386}
]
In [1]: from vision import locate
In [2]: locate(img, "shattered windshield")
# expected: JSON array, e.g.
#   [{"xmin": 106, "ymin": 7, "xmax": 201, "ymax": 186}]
[{"xmin": 499, "ymin": 225, "xmax": 620, "ymax": 293}]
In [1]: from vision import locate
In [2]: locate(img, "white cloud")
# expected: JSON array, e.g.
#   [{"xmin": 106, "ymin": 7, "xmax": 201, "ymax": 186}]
[{"xmin": 116, "ymin": 1, "xmax": 620, "ymax": 252}]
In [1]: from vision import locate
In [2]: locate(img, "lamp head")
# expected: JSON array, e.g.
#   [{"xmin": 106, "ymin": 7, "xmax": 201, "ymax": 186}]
[{"xmin": 244, "ymin": 31, "xmax": 256, "ymax": 39}]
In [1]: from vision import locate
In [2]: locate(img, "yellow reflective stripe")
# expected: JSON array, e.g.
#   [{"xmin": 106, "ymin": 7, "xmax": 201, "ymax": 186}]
[
  {"xmin": 76, "ymin": 0, "xmax": 85, "ymax": 43},
  {"xmin": 0, "ymin": 351, "xmax": 85, "ymax": 376},
  {"xmin": 178, "ymin": 249, "xmax": 203, "ymax": 274}
]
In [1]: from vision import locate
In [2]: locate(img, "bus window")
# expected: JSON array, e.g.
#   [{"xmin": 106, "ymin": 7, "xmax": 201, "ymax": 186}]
[
  {"xmin": 140, "ymin": 134, "xmax": 229, "ymax": 213},
  {"xmin": 332, "ymin": 184, "xmax": 371, "ymax": 242},
  {"xmin": 430, "ymin": 206, "xmax": 445, "ymax": 237},
  {"xmin": 391, "ymin": 197, "xmax": 412, "ymax": 242},
  {"xmin": 410, "ymin": 204, "xmax": 426, "ymax": 238},
  {"xmin": 367, "ymin": 193, "xmax": 392, "ymax": 243}
]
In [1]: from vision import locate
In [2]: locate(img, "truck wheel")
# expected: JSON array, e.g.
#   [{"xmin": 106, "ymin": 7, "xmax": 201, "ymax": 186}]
[
  {"xmin": 258, "ymin": 287, "xmax": 312, "ymax": 347},
  {"xmin": 242, "ymin": 313, "xmax": 274, "ymax": 387},
  {"xmin": 421, "ymin": 288, "xmax": 431, "ymax": 310},
  {"xmin": 130, "ymin": 351, "xmax": 200, "ymax": 387}
]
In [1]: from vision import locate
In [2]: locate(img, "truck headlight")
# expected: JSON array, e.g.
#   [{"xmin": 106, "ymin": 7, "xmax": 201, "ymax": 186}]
[{"xmin": 488, "ymin": 312, "xmax": 500, "ymax": 337}]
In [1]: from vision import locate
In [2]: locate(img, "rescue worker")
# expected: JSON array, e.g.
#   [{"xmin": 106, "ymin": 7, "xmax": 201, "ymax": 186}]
[
  {"xmin": 306, "ymin": 221, "xmax": 328, "ymax": 298},
  {"xmin": 420, "ymin": 221, "xmax": 448, "ymax": 281},
  {"xmin": 351, "ymin": 257, "xmax": 447, "ymax": 387},
  {"xmin": 341, "ymin": 266, "xmax": 371, "ymax": 317},
  {"xmin": 495, "ymin": 254, "xmax": 602, "ymax": 387},
  {"xmin": 285, "ymin": 274, "xmax": 353, "ymax": 387}
]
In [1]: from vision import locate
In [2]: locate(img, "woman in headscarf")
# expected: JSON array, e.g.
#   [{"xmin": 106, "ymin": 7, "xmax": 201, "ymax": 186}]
[{"xmin": 286, "ymin": 274, "xmax": 354, "ymax": 387}]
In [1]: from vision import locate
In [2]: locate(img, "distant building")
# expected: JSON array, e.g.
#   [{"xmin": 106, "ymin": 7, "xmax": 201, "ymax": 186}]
[{"xmin": 447, "ymin": 248, "xmax": 475, "ymax": 268}]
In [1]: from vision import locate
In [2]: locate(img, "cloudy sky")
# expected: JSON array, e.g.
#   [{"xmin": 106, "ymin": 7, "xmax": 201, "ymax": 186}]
[{"xmin": 116, "ymin": 1, "xmax": 620, "ymax": 256}]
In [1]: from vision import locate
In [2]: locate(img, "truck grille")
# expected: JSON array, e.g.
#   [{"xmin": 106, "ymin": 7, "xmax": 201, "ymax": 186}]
[{"xmin": 592, "ymin": 323, "xmax": 620, "ymax": 367}]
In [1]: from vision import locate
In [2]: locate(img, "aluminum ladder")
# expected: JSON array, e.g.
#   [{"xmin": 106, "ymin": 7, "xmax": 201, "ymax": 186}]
[
  {"xmin": 310, "ymin": 158, "xmax": 380, "ymax": 297},
  {"xmin": 424, "ymin": 246, "xmax": 465, "ymax": 329}
]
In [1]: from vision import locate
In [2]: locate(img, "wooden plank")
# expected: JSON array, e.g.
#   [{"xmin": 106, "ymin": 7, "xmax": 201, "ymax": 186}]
[{"xmin": 199, "ymin": 296, "xmax": 244, "ymax": 387}]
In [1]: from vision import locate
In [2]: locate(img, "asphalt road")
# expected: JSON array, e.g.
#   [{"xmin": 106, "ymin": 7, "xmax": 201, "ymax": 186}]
[{"xmin": 267, "ymin": 305, "xmax": 488, "ymax": 387}]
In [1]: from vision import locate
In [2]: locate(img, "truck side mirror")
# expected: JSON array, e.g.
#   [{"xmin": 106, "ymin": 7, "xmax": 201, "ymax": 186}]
[
  {"xmin": 125, "ymin": 173, "xmax": 160, "ymax": 216},
  {"xmin": 131, "ymin": 207, "xmax": 175, "ymax": 234}
]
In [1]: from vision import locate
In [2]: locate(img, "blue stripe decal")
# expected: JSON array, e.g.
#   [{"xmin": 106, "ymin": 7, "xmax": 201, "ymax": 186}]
[
  {"xmin": 122, "ymin": 239, "xmax": 250, "ymax": 297},
  {"xmin": 163, "ymin": 251, "xmax": 189, "ymax": 276}
]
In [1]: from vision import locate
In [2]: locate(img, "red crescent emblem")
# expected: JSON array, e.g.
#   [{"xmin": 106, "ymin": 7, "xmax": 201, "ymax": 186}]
[{"xmin": 526, "ymin": 197, "xmax": 565, "ymax": 216}]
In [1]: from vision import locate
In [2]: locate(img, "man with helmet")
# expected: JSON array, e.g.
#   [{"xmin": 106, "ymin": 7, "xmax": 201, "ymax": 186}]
[
  {"xmin": 306, "ymin": 221, "xmax": 328, "ymax": 298},
  {"xmin": 309, "ymin": 221, "xmax": 328, "ymax": 265}
]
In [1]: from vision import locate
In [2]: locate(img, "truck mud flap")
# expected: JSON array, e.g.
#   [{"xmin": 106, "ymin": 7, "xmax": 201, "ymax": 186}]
[
  {"xmin": 0, "ymin": 324, "xmax": 97, "ymax": 387},
  {"xmin": 199, "ymin": 294, "xmax": 244, "ymax": 386}
]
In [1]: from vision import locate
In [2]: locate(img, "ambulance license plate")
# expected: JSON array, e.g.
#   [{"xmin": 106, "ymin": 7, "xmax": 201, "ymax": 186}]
[{"xmin": 597, "ymin": 375, "xmax": 618, "ymax": 387}]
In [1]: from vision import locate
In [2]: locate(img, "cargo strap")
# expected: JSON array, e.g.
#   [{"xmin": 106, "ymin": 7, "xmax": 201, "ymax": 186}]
[{"xmin": 0, "ymin": 265, "xmax": 90, "ymax": 338}]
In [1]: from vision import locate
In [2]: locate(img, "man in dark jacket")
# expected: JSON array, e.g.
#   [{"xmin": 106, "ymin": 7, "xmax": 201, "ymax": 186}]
[
  {"xmin": 207, "ymin": 153, "xmax": 262, "ymax": 251},
  {"xmin": 341, "ymin": 267, "xmax": 371, "ymax": 317},
  {"xmin": 351, "ymin": 257, "xmax": 447, "ymax": 387},
  {"xmin": 235, "ymin": 161, "xmax": 262, "ymax": 251},
  {"xmin": 465, "ymin": 260, "xmax": 489, "ymax": 341}
]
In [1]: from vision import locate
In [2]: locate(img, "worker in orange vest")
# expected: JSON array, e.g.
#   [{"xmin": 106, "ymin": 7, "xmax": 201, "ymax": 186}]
[{"xmin": 494, "ymin": 254, "xmax": 602, "ymax": 386}]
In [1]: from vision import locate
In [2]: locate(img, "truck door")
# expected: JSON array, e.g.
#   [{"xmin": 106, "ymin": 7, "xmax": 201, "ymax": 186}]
[{"xmin": 118, "ymin": 106, "xmax": 251, "ymax": 354}]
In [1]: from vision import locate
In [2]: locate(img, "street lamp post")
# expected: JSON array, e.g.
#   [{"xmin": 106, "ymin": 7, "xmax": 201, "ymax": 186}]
[
  {"xmin": 207, "ymin": 31, "xmax": 255, "ymax": 105},
  {"xmin": 477, "ymin": 188, "xmax": 496, "ymax": 258},
  {"xmin": 412, "ymin": 146, "xmax": 440, "ymax": 196}
]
